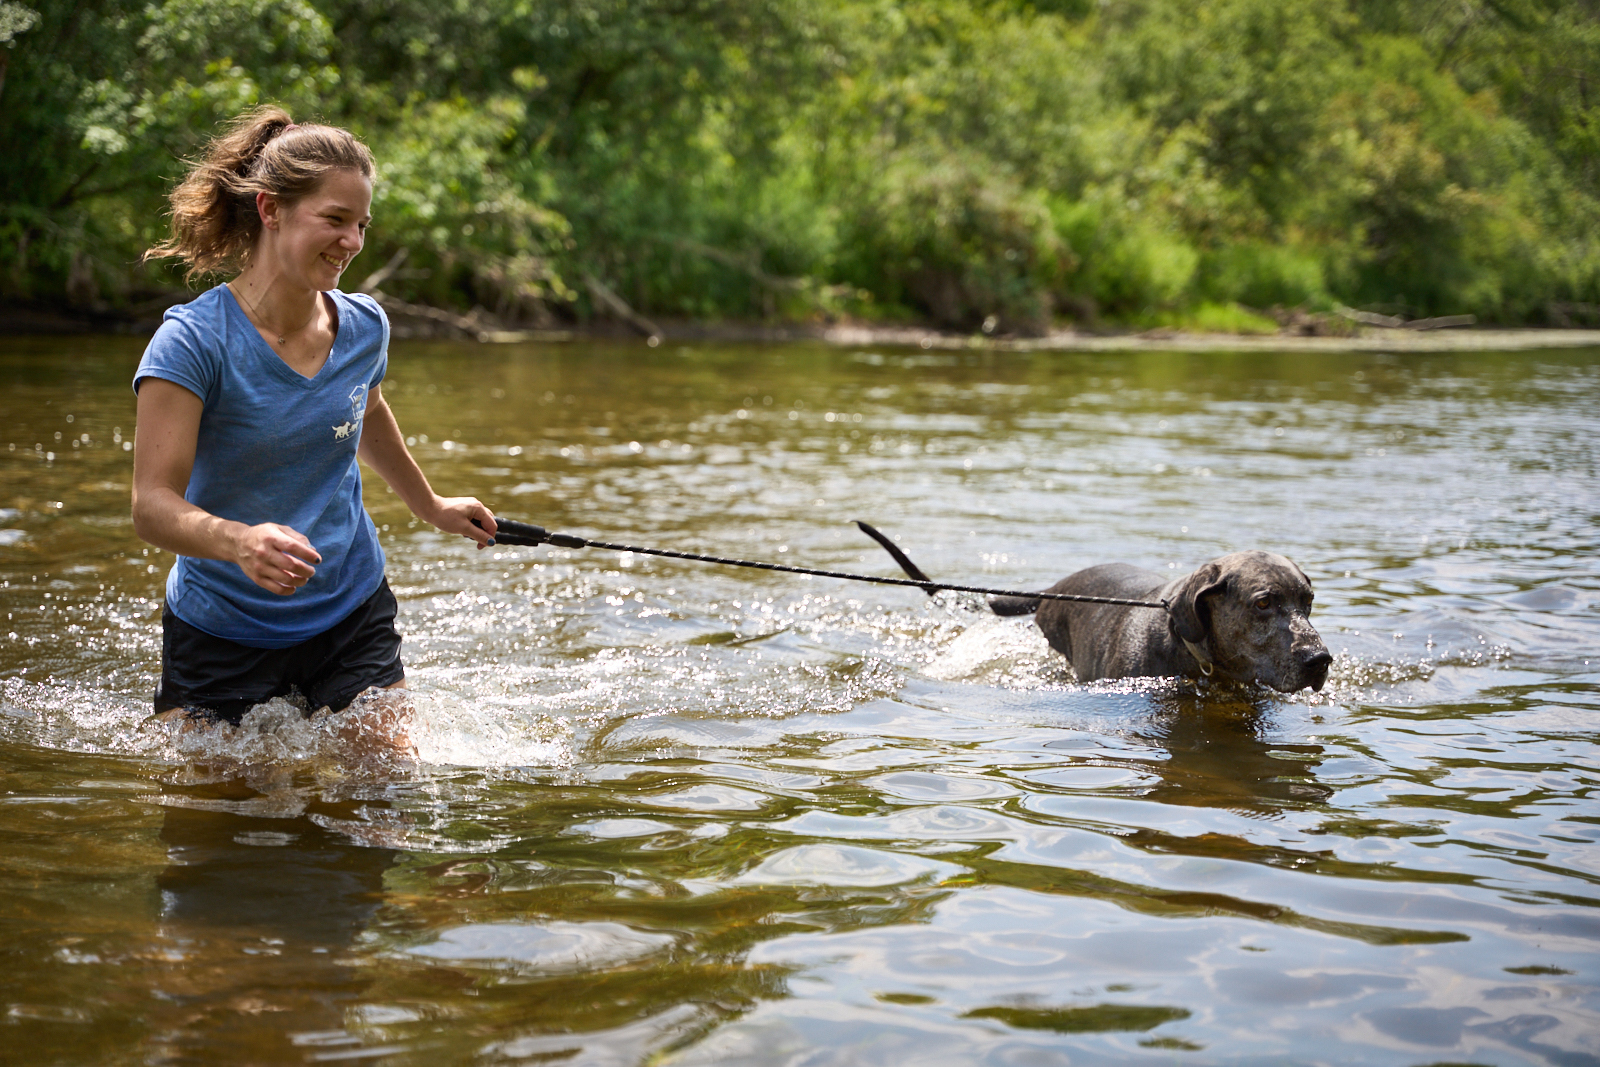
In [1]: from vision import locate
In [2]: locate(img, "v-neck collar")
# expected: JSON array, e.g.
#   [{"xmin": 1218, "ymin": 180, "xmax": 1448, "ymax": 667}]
[{"xmin": 222, "ymin": 284, "xmax": 343, "ymax": 387}]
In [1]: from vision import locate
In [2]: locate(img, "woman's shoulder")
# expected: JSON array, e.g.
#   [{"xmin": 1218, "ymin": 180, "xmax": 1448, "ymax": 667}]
[
  {"xmin": 330, "ymin": 289, "xmax": 390, "ymax": 351},
  {"xmin": 137, "ymin": 285, "xmax": 232, "ymax": 396},
  {"xmin": 146, "ymin": 285, "xmax": 233, "ymax": 357},
  {"xmin": 160, "ymin": 284, "xmax": 232, "ymax": 327},
  {"xmin": 331, "ymin": 289, "xmax": 388, "ymax": 325}
]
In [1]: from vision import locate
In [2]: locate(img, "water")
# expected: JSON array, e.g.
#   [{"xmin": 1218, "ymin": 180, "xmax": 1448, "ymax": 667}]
[{"xmin": 1, "ymin": 335, "xmax": 1598, "ymax": 1065}]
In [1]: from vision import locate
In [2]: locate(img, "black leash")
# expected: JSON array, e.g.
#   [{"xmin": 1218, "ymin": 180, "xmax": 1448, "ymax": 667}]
[{"xmin": 481, "ymin": 518, "xmax": 1170, "ymax": 611}]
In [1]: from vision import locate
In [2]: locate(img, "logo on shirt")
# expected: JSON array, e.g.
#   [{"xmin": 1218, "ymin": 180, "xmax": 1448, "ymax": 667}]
[{"xmin": 332, "ymin": 384, "xmax": 368, "ymax": 441}]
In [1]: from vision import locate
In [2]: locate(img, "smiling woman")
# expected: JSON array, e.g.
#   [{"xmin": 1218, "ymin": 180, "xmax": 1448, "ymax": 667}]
[{"xmin": 130, "ymin": 106, "xmax": 502, "ymax": 734}]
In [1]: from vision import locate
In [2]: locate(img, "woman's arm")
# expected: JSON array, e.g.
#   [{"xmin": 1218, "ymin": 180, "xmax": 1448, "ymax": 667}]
[
  {"xmin": 132, "ymin": 378, "xmax": 322, "ymax": 595},
  {"xmin": 356, "ymin": 385, "xmax": 496, "ymax": 547}
]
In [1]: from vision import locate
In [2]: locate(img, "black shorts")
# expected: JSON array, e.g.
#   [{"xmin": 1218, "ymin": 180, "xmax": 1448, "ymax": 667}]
[{"xmin": 154, "ymin": 578, "xmax": 405, "ymax": 725}]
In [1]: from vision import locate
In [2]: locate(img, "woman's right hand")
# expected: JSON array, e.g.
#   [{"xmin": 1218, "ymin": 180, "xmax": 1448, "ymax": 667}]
[{"xmin": 233, "ymin": 523, "xmax": 322, "ymax": 595}]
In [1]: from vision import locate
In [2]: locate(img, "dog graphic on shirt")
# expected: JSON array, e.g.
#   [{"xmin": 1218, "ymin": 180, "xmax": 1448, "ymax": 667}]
[{"xmin": 332, "ymin": 385, "xmax": 368, "ymax": 440}]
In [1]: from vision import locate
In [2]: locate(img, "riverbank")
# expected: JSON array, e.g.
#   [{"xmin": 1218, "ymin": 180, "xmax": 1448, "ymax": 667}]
[
  {"xmin": 654, "ymin": 321, "xmax": 1600, "ymax": 353},
  {"xmin": 6, "ymin": 298, "xmax": 1600, "ymax": 352}
]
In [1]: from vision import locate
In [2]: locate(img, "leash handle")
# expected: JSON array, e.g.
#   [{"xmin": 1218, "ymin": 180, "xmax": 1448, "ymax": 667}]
[{"xmin": 476, "ymin": 518, "xmax": 587, "ymax": 549}]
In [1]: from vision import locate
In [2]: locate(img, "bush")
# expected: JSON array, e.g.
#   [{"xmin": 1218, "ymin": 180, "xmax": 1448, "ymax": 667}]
[
  {"xmin": 1053, "ymin": 198, "xmax": 1199, "ymax": 319},
  {"xmin": 1195, "ymin": 243, "xmax": 1330, "ymax": 310},
  {"xmin": 842, "ymin": 153, "xmax": 1068, "ymax": 333}
]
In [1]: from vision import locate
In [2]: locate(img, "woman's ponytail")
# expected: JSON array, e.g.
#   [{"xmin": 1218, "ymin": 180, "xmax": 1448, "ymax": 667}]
[{"xmin": 145, "ymin": 105, "xmax": 374, "ymax": 282}]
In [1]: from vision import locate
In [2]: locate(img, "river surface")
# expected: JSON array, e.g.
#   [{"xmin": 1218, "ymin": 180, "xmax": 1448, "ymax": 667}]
[{"xmin": 0, "ymin": 335, "xmax": 1597, "ymax": 1066}]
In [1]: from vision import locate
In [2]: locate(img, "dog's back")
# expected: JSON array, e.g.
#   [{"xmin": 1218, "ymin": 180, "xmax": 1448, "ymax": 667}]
[{"xmin": 1018, "ymin": 564, "xmax": 1176, "ymax": 679}]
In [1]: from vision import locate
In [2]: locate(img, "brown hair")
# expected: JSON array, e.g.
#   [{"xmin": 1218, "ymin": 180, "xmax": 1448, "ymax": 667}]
[{"xmin": 144, "ymin": 105, "xmax": 375, "ymax": 281}]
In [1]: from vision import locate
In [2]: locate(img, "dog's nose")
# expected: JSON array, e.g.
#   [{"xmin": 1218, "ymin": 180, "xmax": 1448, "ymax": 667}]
[
  {"xmin": 1299, "ymin": 648, "xmax": 1333, "ymax": 691},
  {"xmin": 1299, "ymin": 648, "xmax": 1332, "ymax": 671}
]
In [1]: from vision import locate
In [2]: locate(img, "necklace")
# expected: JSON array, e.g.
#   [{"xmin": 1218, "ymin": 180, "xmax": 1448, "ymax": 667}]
[{"xmin": 230, "ymin": 282, "xmax": 317, "ymax": 345}]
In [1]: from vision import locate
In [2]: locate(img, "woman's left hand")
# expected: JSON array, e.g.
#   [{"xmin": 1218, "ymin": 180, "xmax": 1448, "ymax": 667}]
[{"xmin": 428, "ymin": 496, "xmax": 497, "ymax": 548}]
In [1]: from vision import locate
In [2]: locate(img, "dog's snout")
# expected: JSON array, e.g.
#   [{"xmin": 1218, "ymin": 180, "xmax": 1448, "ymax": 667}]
[
  {"xmin": 1298, "ymin": 647, "xmax": 1333, "ymax": 692},
  {"xmin": 1298, "ymin": 647, "xmax": 1332, "ymax": 670}
]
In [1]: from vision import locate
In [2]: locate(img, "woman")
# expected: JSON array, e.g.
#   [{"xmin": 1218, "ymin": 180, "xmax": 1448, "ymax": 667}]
[{"xmin": 134, "ymin": 105, "xmax": 496, "ymax": 726}]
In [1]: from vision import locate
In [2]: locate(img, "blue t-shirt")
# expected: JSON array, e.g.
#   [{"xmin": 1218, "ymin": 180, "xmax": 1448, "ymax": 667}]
[{"xmin": 134, "ymin": 285, "xmax": 389, "ymax": 648}]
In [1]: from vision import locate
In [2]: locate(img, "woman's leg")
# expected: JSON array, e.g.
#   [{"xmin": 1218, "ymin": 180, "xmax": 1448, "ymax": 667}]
[
  {"xmin": 297, "ymin": 579, "xmax": 405, "ymax": 715},
  {"xmin": 152, "ymin": 605, "xmax": 294, "ymax": 725}
]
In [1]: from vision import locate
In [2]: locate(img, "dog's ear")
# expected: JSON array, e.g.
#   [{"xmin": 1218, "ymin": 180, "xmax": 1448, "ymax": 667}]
[{"xmin": 1168, "ymin": 562, "xmax": 1226, "ymax": 645}]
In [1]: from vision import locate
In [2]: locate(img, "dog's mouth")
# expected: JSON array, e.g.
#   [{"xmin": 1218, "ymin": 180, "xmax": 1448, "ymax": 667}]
[
  {"xmin": 1261, "ymin": 656, "xmax": 1330, "ymax": 694},
  {"xmin": 1303, "ymin": 651, "xmax": 1332, "ymax": 693},
  {"xmin": 1269, "ymin": 676, "xmax": 1326, "ymax": 694}
]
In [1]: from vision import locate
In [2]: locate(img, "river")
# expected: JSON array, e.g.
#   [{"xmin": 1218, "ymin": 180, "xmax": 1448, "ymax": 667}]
[{"xmin": 1, "ymin": 334, "xmax": 1597, "ymax": 1065}]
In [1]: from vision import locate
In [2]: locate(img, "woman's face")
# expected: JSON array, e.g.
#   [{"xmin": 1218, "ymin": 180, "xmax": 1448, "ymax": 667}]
[{"xmin": 260, "ymin": 168, "xmax": 373, "ymax": 291}]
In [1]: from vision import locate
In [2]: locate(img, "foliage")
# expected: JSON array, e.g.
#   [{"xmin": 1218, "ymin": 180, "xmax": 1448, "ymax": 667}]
[{"xmin": 3, "ymin": 0, "xmax": 1598, "ymax": 327}]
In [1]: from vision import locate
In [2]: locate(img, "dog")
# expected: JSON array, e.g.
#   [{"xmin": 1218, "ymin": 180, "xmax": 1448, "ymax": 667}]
[
  {"xmin": 855, "ymin": 525, "xmax": 1331, "ymax": 693},
  {"xmin": 988, "ymin": 552, "xmax": 1332, "ymax": 692}
]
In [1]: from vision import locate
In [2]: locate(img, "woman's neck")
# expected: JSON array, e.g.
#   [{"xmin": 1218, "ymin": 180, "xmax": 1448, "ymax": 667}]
[{"xmin": 230, "ymin": 264, "xmax": 320, "ymax": 336}]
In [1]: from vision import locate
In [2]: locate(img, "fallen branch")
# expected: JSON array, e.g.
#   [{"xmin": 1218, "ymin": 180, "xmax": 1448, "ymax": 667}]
[
  {"xmin": 1335, "ymin": 305, "xmax": 1405, "ymax": 328},
  {"xmin": 1336, "ymin": 306, "xmax": 1476, "ymax": 330},
  {"xmin": 673, "ymin": 238, "xmax": 807, "ymax": 293},
  {"xmin": 582, "ymin": 271, "xmax": 663, "ymax": 343},
  {"xmin": 358, "ymin": 247, "xmax": 409, "ymax": 294},
  {"xmin": 368, "ymin": 291, "xmax": 568, "ymax": 343},
  {"xmin": 1402, "ymin": 314, "xmax": 1476, "ymax": 331},
  {"xmin": 371, "ymin": 291, "xmax": 483, "ymax": 334}
]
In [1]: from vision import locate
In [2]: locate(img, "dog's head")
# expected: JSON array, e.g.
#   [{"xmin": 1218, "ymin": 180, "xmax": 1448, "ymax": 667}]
[{"xmin": 1168, "ymin": 551, "xmax": 1331, "ymax": 693}]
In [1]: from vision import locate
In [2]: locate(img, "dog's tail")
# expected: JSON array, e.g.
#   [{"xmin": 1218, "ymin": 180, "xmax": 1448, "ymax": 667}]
[
  {"xmin": 855, "ymin": 521, "xmax": 1043, "ymax": 616},
  {"xmin": 854, "ymin": 521, "xmax": 936, "ymax": 593},
  {"xmin": 987, "ymin": 594, "xmax": 1042, "ymax": 616}
]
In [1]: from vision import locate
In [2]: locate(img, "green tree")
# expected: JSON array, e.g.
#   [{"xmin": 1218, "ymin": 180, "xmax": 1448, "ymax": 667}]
[{"xmin": 2, "ymin": 0, "xmax": 1597, "ymax": 327}]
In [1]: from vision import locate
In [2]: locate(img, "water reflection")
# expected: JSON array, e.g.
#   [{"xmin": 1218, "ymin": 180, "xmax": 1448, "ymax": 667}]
[
  {"xmin": 147, "ymin": 787, "xmax": 396, "ymax": 1062},
  {"xmin": 1135, "ymin": 693, "xmax": 1332, "ymax": 814}
]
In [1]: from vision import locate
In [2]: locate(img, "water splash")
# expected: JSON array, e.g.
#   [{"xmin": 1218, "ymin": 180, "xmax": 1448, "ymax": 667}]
[{"xmin": 405, "ymin": 690, "xmax": 574, "ymax": 769}]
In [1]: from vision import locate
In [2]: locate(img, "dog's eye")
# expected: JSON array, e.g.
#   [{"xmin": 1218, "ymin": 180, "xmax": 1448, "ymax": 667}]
[{"xmin": 1254, "ymin": 596, "xmax": 1272, "ymax": 610}]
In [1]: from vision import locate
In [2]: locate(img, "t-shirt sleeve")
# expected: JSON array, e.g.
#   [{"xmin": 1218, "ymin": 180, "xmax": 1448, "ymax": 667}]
[
  {"xmin": 133, "ymin": 313, "xmax": 221, "ymax": 404},
  {"xmin": 348, "ymin": 291, "xmax": 389, "ymax": 388},
  {"xmin": 371, "ymin": 318, "xmax": 388, "ymax": 389}
]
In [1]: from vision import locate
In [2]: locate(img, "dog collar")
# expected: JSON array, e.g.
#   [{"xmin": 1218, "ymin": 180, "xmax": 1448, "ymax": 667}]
[{"xmin": 1182, "ymin": 637, "xmax": 1215, "ymax": 677}]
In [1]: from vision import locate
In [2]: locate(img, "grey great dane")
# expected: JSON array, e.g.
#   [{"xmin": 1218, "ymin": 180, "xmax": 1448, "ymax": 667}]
[
  {"xmin": 854, "ymin": 526, "xmax": 1331, "ymax": 693},
  {"xmin": 987, "ymin": 552, "xmax": 1332, "ymax": 693}
]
